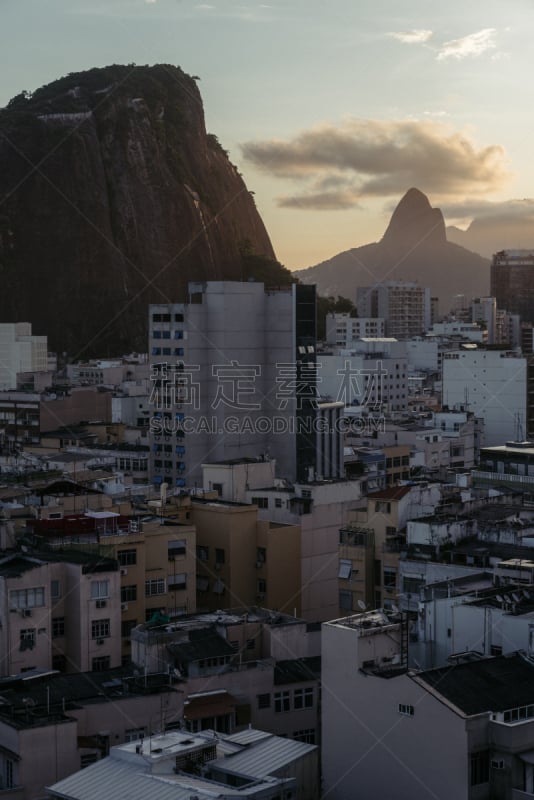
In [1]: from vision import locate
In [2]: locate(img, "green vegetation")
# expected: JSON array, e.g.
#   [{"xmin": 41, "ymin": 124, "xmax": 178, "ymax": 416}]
[{"xmin": 316, "ymin": 294, "xmax": 357, "ymax": 339}]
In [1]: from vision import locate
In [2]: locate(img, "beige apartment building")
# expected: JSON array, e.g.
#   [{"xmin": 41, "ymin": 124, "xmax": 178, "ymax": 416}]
[
  {"xmin": 338, "ymin": 483, "xmax": 442, "ymax": 614},
  {"xmin": 25, "ymin": 496, "xmax": 197, "ymax": 663},
  {"xmin": 0, "ymin": 552, "xmax": 121, "ymax": 676},
  {"xmin": 191, "ymin": 499, "xmax": 301, "ymax": 616}
]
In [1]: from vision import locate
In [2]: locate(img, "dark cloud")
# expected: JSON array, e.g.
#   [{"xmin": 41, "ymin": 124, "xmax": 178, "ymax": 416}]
[
  {"xmin": 241, "ymin": 119, "xmax": 510, "ymax": 209},
  {"xmin": 279, "ymin": 190, "xmax": 361, "ymax": 211}
]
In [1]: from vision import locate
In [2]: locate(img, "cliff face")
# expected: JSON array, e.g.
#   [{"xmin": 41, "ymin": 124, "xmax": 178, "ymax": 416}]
[
  {"xmin": 295, "ymin": 188, "xmax": 490, "ymax": 313},
  {"xmin": 0, "ymin": 65, "xmax": 277, "ymax": 355}
]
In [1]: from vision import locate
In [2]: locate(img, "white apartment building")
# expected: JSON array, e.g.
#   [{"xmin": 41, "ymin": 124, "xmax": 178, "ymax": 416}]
[
  {"xmin": 322, "ymin": 609, "xmax": 534, "ymax": 800},
  {"xmin": 0, "ymin": 323, "xmax": 48, "ymax": 390},
  {"xmin": 319, "ymin": 341, "xmax": 408, "ymax": 413},
  {"xmin": 442, "ymin": 349, "xmax": 532, "ymax": 446},
  {"xmin": 149, "ymin": 282, "xmax": 318, "ymax": 489},
  {"xmin": 325, "ymin": 313, "xmax": 385, "ymax": 346},
  {"xmin": 356, "ymin": 282, "xmax": 431, "ymax": 338}
]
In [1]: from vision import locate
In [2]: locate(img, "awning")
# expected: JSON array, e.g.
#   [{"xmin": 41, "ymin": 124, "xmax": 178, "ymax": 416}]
[{"xmin": 184, "ymin": 691, "xmax": 238, "ymax": 721}]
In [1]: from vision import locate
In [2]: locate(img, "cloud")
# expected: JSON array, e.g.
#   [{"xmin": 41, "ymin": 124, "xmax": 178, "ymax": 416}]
[
  {"xmin": 241, "ymin": 119, "xmax": 510, "ymax": 209},
  {"xmin": 388, "ymin": 29, "xmax": 433, "ymax": 44},
  {"xmin": 437, "ymin": 28, "xmax": 497, "ymax": 60},
  {"xmin": 145, "ymin": 0, "xmax": 157, "ymax": 4},
  {"xmin": 279, "ymin": 191, "xmax": 361, "ymax": 211}
]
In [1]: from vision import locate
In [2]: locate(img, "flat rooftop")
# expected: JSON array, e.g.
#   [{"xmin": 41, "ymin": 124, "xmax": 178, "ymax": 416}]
[{"xmin": 415, "ymin": 654, "xmax": 534, "ymax": 715}]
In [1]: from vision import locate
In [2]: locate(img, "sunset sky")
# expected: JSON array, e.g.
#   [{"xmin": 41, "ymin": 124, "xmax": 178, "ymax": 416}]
[{"xmin": 2, "ymin": 0, "xmax": 534, "ymax": 268}]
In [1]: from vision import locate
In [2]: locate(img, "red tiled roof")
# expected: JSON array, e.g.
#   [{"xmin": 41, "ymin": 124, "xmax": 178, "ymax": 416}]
[{"xmin": 366, "ymin": 485, "xmax": 412, "ymax": 501}]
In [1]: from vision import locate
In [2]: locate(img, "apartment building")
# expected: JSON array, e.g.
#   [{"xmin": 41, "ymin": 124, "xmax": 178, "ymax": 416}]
[
  {"xmin": 322, "ymin": 609, "xmax": 534, "ymax": 800},
  {"xmin": 325, "ymin": 313, "xmax": 385, "ymax": 346},
  {"xmin": 191, "ymin": 497, "xmax": 301, "ymax": 615},
  {"xmin": 0, "ymin": 323, "xmax": 48, "ymax": 391},
  {"xmin": 149, "ymin": 281, "xmax": 318, "ymax": 488},
  {"xmin": 356, "ymin": 282, "xmax": 431, "ymax": 338},
  {"xmin": 442, "ymin": 348, "xmax": 534, "ymax": 445},
  {"xmin": 0, "ymin": 552, "xmax": 121, "ymax": 676},
  {"xmin": 491, "ymin": 249, "xmax": 534, "ymax": 324}
]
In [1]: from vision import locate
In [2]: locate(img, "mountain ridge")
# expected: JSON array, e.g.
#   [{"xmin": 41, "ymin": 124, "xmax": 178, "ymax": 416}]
[
  {"xmin": 295, "ymin": 189, "xmax": 490, "ymax": 311},
  {"xmin": 0, "ymin": 64, "xmax": 285, "ymax": 356}
]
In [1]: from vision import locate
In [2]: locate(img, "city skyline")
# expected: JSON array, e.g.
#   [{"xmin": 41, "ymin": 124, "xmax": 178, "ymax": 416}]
[{"xmin": 2, "ymin": 0, "xmax": 534, "ymax": 271}]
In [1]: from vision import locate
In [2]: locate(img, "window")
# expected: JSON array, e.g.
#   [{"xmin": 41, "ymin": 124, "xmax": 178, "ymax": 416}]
[
  {"xmin": 246, "ymin": 638, "xmax": 255, "ymax": 650},
  {"xmin": 121, "ymin": 585, "xmax": 137, "ymax": 603},
  {"xmin": 256, "ymin": 547, "xmax": 266, "ymax": 565},
  {"xmin": 383, "ymin": 567, "xmax": 396, "ymax": 588},
  {"xmin": 197, "ymin": 575, "xmax": 209, "ymax": 592},
  {"xmin": 294, "ymin": 687, "xmax": 313, "ymax": 709},
  {"xmin": 490, "ymin": 645, "xmax": 503, "ymax": 656},
  {"xmin": 92, "ymin": 656, "xmax": 111, "ymax": 672},
  {"xmin": 51, "ymin": 580, "xmax": 61, "ymax": 600},
  {"xmin": 10, "ymin": 587, "xmax": 45, "ymax": 609},
  {"xmin": 375, "ymin": 501, "xmax": 391, "ymax": 514},
  {"xmin": 125, "ymin": 727, "xmax": 146, "ymax": 742},
  {"xmin": 275, "ymin": 498, "xmax": 282, "ymax": 508},
  {"xmin": 470, "ymin": 751, "xmax": 490, "ymax": 786},
  {"xmin": 398, "ymin": 704, "xmax": 414, "ymax": 717},
  {"xmin": 145, "ymin": 578, "xmax": 166, "ymax": 597},
  {"xmin": 213, "ymin": 579, "xmax": 225, "ymax": 595},
  {"xmin": 91, "ymin": 619, "xmax": 110, "ymax": 639},
  {"xmin": 196, "ymin": 545, "xmax": 209, "ymax": 562},
  {"xmin": 168, "ymin": 539, "xmax": 186, "ymax": 558},
  {"xmin": 4, "ymin": 759, "xmax": 14, "ymax": 789},
  {"xmin": 52, "ymin": 617, "xmax": 65, "ymax": 638},
  {"xmin": 339, "ymin": 589, "xmax": 352, "ymax": 610},
  {"xmin": 52, "ymin": 654, "xmax": 66, "ymax": 671},
  {"xmin": 338, "ymin": 559, "xmax": 352, "ymax": 580},
  {"xmin": 251, "ymin": 496, "xmax": 268, "ymax": 509},
  {"xmin": 257, "ymin": 693, "xmax": 271, "ymax": 709},
  {"xmin": 293, "ymin": 729, "xmax": 316, "ymax": 744},
  {"xmin": 274, "ymin": 691, "xmax": 290, "ymax": 713},
  {"xmin": 20, "ymin": 629, "xmax": 36, "ymax": 649},
  {"xmin": 90, "ymin": 580, "xmax": 109, "ymax": 600},
  {"xmin": 168, "ymin": 573, "xmax": 187, "ymax": 591},
  {"xmin": 215, "ymin": 548, "xmax": 225, "ymax": 565},
  {"xmin": 257, "ymin": 578, "xmax": 266, "ymax": 595}
]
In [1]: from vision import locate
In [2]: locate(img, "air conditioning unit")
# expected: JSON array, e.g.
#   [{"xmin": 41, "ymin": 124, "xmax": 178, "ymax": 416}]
[
  {"xmin": 120, "ymin": 568, "xmax": 128, "ymax": 576},
  {"xmin": 96, "ymin": 638, "xmax": 104, "ymax": 646},
  {"xmin": 121, "ymin": 603, "xmax": 129, "ymax": 612},
  {"xmin": 95, "ymin": 599, "xmax": 107, "ymax": 609},
  {"xmin": 21, "ymin": 608, "xmax": 32, "ymax": 618}
]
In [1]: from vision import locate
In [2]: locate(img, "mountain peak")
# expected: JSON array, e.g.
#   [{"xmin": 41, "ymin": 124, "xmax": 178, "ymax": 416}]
[{"xmin": 381, "ymin": 188, "xmax": 446, "ymax": 250}]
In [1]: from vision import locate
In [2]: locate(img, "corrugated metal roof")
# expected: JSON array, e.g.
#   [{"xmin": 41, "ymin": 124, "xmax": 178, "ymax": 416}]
[
  {"xmin": 225, "ymin": 728, "xmax": 272, "ymax": 746},
  {"xmin": 48, "ymin": 759, "xmax": 200, "ymax": 800},
  {"xmin": 212, "ymin": 735, "xmax": 316, "ymax": 779}
]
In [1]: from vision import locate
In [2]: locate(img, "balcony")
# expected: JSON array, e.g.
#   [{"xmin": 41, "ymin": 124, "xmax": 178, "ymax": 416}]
[{"xmin": 512, "ymin": 790, "xmax": 534, "ymax": 799}]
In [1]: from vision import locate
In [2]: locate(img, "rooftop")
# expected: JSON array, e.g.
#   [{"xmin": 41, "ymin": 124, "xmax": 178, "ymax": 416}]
[{"xmin": 415, "ymin": 654, "xmax": 534, "ymax": 716}]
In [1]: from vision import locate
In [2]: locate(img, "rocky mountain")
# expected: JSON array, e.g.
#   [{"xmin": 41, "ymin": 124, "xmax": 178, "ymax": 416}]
[
  {"xmin": 446, "ymin": 216, "xmax": 534, "ymax": 258},
  {"xmin": 295, "ymin": 188, "xmax": 490, "ymax": 314},
  {"xmin": 0, "ymin": 65, "xmax": 282, "ymax": 356}
]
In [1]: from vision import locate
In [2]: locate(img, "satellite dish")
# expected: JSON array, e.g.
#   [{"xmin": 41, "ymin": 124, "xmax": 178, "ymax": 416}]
[
  {"xmin": 357, "ymin": 600, "xmax": 367, "ymax": 611},
  {"xmin": 523, "ymin": 590, "xmax": 531, "ymax": 600},
  {"xmin": 496, "ymin": 595, "xmax": 504, "ymax": 604},
  {"xmin": 391, "ymin": 603, "xmax": 399, "ymax": 614},
  {"xmin": 512, "ymin": 593, "xmax": 521, "ymax": 603}
]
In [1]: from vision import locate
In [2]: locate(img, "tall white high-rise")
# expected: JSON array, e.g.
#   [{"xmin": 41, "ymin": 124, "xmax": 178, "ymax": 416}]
[
  {"xmin": 0, "ymin": 323, "xmax": 48, "ymax": 390},
  {"xmin": 149, "ymin": 281, "xmax": 336, "ymax": 489}
]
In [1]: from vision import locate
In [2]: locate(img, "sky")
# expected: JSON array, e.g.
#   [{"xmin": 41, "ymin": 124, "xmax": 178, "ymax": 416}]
[{"xmin": 2, "ymin": 0, "xmax": 534, "ymax": 269}]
